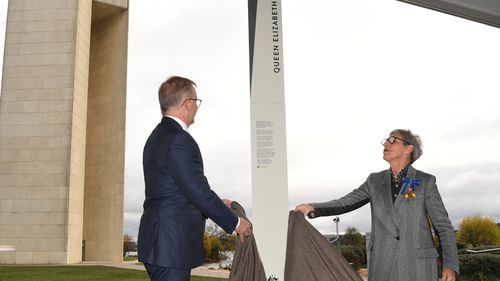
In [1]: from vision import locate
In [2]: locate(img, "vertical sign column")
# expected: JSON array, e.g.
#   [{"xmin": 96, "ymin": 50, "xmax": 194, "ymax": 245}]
[{"xmin": 248, "ymin": 0, "xmax": 288, "ymax": 279}]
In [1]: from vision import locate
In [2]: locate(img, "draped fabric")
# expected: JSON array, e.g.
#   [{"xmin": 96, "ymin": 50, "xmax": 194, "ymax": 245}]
[
  {"xmin": 229, "ymin": 201, "xmax": 267, "ymax": 281},
  {"xmin": 228, "ymin": 206, "xmax": 362, "ymax": 281},
  {"xmin": 284, "ymin": 210, "xmax": 363, "ymax": 281}
]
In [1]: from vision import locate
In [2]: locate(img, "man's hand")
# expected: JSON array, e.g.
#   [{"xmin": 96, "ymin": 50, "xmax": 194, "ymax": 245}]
[
  {"xmin": 235, "ymin": 217, "xmax": 252, "ymax": 243},
  {"xmin": 441, "ymin": 268, "xmax": 456, "ymax": 281},
  {"xmin": 295, "ymin": 203, "xmax": 314, "ymax": 215},
  {"xmin": 222, "ymin": 199, "xmax": 232, "ymax": 208}
]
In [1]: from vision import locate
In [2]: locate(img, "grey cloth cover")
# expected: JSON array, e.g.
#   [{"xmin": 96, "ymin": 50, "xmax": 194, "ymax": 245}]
[
  {"xmin": 285, "ymin": 210, "xmax": 363, "ymax": 281},
  {"xmin": 229, "ymin": 201, "xmax": 266, "ymax": 281}
]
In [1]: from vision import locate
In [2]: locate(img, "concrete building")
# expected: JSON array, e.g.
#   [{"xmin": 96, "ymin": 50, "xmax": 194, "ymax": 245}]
[{"xmin": 0, "ymin": 0, "xmax": 128, "ymax": 264}]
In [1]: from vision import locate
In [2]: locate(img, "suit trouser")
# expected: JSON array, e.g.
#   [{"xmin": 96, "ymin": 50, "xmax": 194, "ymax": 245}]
[{"xmin": 144, "ymin": 263, "xmax": 190, "ymax": 281}]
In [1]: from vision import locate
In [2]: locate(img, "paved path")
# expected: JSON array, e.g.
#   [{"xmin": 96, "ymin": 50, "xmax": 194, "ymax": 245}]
[
  {"xmin": 88, "ymin": 261, "xmax": 368, "ymax": 280},
  {"xmin": 82, "ymin": 261, "xmax": 230, "ymax": 279}
]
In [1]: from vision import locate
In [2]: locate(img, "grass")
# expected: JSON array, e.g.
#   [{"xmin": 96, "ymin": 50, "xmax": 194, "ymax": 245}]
[
  {"xmin": 123, "ymin": 256, "xmax": 139, "ymax": 262},
  {"xmin": 0, "ymin": 266, "xmax": 227, "ymax": 281}
]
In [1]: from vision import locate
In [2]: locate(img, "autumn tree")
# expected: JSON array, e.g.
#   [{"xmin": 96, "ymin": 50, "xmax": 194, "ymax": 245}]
[
  {"xmin": 457, "ymin": 215, "xmax": 500, "ymax": 247},
  {"xmin": 203, "ymin": 232, "xmax": 223, "ymax": 262},
  {"xmin": 203, "ymin": 221, "xmax": 237, "ymax": 262}
]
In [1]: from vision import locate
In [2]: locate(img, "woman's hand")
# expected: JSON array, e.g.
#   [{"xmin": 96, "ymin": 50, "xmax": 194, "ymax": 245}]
[
  {"xmin": 295, "ymin": 203, "xmax": 314, "ymax": 215},
  {"xmin": 441, "ymin": 268, "xmax": 456, "ymax": 281}
]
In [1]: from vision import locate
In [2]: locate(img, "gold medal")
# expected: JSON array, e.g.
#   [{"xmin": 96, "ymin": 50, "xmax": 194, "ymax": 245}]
[{"xmin": 404, "ymin": 187, "xmax": 416, "ymax": 200}]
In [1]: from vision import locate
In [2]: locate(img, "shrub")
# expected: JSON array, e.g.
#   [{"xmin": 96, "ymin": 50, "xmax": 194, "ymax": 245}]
[
  {"xmin": 469, "ymin": 245, "xmax": 500, "ymax": 254},
  {"xmin": 341, "ymin": 245, "xmax": 365, "ymax": 270},
  {"xmin": 458, "ymin": 245, "xmax": 500, "ymax": 256},
  {"xmin": 456, "ymin": 241, "xmax": 470, "ymax": 250},
  {"xmin": 459, "ymin": 253, "xmax": 500, "ymax": 281}
]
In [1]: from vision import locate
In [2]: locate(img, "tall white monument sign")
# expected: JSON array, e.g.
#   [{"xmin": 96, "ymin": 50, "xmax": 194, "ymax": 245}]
[{"xmin": 248, "ymin": 0, "xmax": 289, "ymax": 279}]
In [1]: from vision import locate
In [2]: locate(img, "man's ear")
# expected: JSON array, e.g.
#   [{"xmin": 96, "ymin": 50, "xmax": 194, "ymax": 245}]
[{"xmin": 182, "ymin": 100, "xmax": 192, "ymax": 111}]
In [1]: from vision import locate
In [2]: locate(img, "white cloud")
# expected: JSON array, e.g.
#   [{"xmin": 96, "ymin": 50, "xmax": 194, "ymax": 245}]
[{"xmin": 447, "ymin": 170, "xmax": 500, "ymax": 189}]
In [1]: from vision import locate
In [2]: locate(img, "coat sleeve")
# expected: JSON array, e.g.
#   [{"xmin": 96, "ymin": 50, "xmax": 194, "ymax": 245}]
[
  {"xmin": 309, "ymin": 175, "xmax": 371, "ymax": 218},
  {"xmin": 424, "ymin": 175, "xmax": 459, "ymax": 274},
  {"xmin": 166, "ymin": 132, "xmax": 238, "ymax": 234}
]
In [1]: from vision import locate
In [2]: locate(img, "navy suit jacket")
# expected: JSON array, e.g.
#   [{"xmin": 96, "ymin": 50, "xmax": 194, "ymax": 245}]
[{"xmin": 138, "ymin": 117, "xmax": 238, "ymax": 269}]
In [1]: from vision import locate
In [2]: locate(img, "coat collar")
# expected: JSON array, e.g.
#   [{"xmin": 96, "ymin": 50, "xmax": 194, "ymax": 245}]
[
  {"xmin": 406, "ymin": 165, "xmax": 417, "ymax": 179},
  {"xmin": 163, "ymin": 115, "xmax": 188, "ymax": 132}
]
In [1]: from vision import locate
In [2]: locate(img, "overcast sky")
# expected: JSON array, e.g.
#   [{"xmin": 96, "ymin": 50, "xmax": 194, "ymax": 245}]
[
  {"xmin": 1, "ymin": 1, "xmax": 499, "ymax": 237},
  {"xmin": 124, "ymin": 0, "xmax": 500, "ymax": 236}
]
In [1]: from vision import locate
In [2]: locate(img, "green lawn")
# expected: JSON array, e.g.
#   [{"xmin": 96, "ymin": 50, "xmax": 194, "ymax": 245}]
[
  {"xmin": 123, "ymin": 256, "xmax": 139, "ymax": 262},
  {"xmin": 0, "ymin": 266, "xmax": 227, "ymax": 281}
]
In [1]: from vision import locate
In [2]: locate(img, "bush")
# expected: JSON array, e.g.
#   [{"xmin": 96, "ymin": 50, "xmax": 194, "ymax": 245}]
[
  {"xmin": 341, "ymin": 245, "xmax": 365, "ymax": 270},
  {"xmin": 456, "ymin": 241, "xmax": 470, "ymax": 250},
  {"xmin": 459, "ymin": 253, "xmax": 500, "ymax": 281},
  {"xmin": 458, "ymin": 245, "xmax": 500, "ymax": 256},
  {"xmin": 469, "ymin": 245, "xmax": 500, "ymax": 254}
]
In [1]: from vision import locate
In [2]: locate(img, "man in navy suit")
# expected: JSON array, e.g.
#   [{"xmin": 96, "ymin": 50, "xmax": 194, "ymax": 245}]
[{"xmin": 138, "ymin": 76, "xmax": 252, "ymax": 281}]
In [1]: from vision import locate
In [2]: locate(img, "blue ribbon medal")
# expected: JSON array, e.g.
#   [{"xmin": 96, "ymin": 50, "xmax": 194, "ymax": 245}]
[{"xmin": 401, "ymin": 177, "xmax": 421, "ymax": 200}]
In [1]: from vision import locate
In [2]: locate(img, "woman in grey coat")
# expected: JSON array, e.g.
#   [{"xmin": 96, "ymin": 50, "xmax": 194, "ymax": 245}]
[{"xmin": 296, "ymin": 129, "xmax": 459, "ymax": 281}]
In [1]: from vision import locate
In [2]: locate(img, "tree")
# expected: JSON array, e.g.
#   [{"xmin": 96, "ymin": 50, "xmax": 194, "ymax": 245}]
[
  {"xmin": 342, "ymin": 226, "xmax": 365, "ymax": 249},
  {"xmin": 218, "ymin": 232, "xmax": 237, "ymax": 252},
  {"xmin": 457, "ymin": 216, "xmax": 500, "ymax": 247},
  {"xmin": 203, "ymin": 221, "xmax": 237, "ymax": 262},
  {"xmin": 203, "ymin": 232, "xmax": 223, "ymax": 262},
  {"xmin": 123, "ymin": 234, "xmax": 137, "ymax": 256},
  {"xmin": 341, "ymin": 226, "xmax": 367, "ymax": 267}
]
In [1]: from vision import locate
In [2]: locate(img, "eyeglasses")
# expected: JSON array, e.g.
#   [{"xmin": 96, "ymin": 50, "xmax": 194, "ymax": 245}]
[
  {"xmin": 182, "ymin": 98, "xmax": 202, "ymax": 108},
  {"xmin": 381, "ymin": 136, "xmax": 410, "ymax": 146}
]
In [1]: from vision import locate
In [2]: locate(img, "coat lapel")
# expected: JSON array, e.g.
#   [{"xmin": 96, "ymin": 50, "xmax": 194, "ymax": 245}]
[{"xmin": 381, "ymin": 169, "xmax": 399, "ymax": 229}]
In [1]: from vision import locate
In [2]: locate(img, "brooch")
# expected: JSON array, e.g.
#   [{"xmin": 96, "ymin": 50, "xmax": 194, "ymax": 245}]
[{"xmin": 401, "ymin": 177, "xmax": 421, "ymax": 200}]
